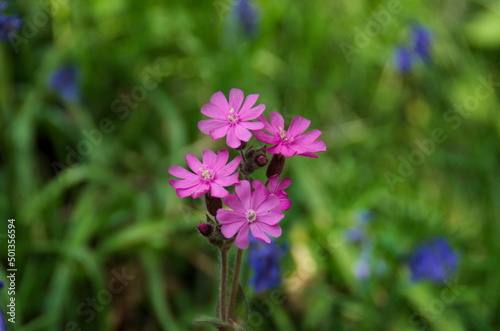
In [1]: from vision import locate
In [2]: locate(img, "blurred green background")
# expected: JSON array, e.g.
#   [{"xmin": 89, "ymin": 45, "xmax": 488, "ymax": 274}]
[{"xmin": 1, "ymin": 0, "xmax": 499, "ymax": 330}]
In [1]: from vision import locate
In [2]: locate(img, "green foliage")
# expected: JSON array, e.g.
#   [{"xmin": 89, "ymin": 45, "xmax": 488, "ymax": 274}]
[{"xmin": 1, "ymin": 0, "xmax": 499, "ymax": 330}]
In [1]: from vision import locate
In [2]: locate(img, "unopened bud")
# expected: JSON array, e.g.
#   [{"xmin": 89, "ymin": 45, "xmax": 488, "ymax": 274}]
[
  {"xmin": 240, "ymin": 147, "xmax": 268, "ymax": 177},
  {"xmin": 235, "ymin": 141, "xmax": 247, "ymax": 151},
  {"xmin": 266, "ymin": 154, "xmax": 285, "ymax": 178},
  {"xmin": 197, "ymin": 223, "xmax": 213, "ymax": 237},
  {"xmin": 255, "ymin": 154, "xmax": 268, "ymax": 167},
  {"xmin": 205, "ymin": 193, "xmax": 222, "ymax": 216}
]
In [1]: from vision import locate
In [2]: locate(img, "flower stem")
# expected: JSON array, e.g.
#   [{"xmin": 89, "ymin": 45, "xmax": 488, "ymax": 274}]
[
  {"xmin": 219, "ymin": 248, "xmax": 228, "ymax": 321},
  {"xmin": 239, "ymin": 149, "xmax": 247, "ymax": 163},
  {"xmin": 228, "ymin": 248, "xmax": 243, "ymax": 321}
]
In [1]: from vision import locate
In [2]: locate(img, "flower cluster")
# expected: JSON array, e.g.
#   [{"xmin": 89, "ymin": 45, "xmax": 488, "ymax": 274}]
[{"xmin": 169, "ymin": 88, "xmax": 326, "ymax": 249}]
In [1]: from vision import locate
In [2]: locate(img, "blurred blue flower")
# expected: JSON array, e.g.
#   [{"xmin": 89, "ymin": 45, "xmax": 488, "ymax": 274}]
[
  {"xmin": 0, "ymin": 1, "xmax": 21, "ymax": 41},
  {"xmin": 356, "ymin": 209, "xmax": 373, "ymax": 224},
  {"xmin": 49, "ymin": 64, "xmax": 81, "ymax": 103},
  {"xmin": 0, "ymin": 280, "xmax": 6, "ymax": 331},
  {"xmin": 346, "ymin": 209, "xmax": 372, "ymax": 243},
  {"xmin": 394, "ymin": 46, "xmax": 413, "ymax": 74},
  {"xmin": 411, "ymin": 24, "xmax": 432, "ymax": 62},
  {"xmin": 345, "ymin": 226, "xmax": 365, "ymax": 243},
  {"xmin": 394, "ymin": 23, "xmax": 432, "ymax": 73},
  {"xmin": 353, "ymin": 258, "xmax": 370, "ymax": 280},
  {"xmin": 233, "ymin": 0, "xmax": 258, "ymax": 37},
  {"xmin": 247, "ymin": 235, "xmax": 285, "ymax": 292},
  {"xmin": 408, "ymin": 237, "xmax": 458, "ymax": 283}
]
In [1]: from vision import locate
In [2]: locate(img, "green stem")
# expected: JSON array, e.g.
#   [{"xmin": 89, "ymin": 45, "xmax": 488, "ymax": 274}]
[
  {"xmin": 239, "ymin": 149, "xmax": 247, "ymax": 163},
  {"xmin": 219, "ymin": 249, "xmax": 228, "ymax": 321},
  {"xmin": 227, "ymin": 248, "xmax": 243, "ymax": 321}
]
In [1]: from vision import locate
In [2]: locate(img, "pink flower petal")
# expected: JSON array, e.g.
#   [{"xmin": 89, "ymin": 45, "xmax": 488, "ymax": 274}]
[
  {"xmin": 168, "ymin": 178, "xmax": 200, "ymax": 190},
  {"xmin": 257, "ymin": 222, "xmax": 282, "ymax": 238},
  {"xmin": 251, "ymin": 184, "xmax": 269, "ymax": 209},
  {"xmin": 234, "ymin": 223, "xmax": 250, "ymax": 249},
  {"xmin": 256, "ymin": 114, "xmax": 274, "ymax": 133},
  {"xmin": 210, "ymin": 91, "xmax": 229, "ymax": 109},
  {"xmin": 209, "ymin": 182, "xmax": 229, "ymax": 198},
  {"xmin": 241, "ymin": 121, "xmax": 264, "ymax": 131},
  {"xmin": 217, "ymin": 209, "xmax": 246, "ymax": 224},
  {"xmin": 278, "ymin": 144, "xmax": 297, "ymax": 157},
  {"xmin": 210, "ymin": 125, "xmax": 230, "ymax": 140},
  {"xmin": 288, "ymin": 143, "xmax": 310, "ymax": 155},
  {"xmin": 287, "ymin": 116, "xmax": 311, "ymax": 137},
  {"xmin": 190, "ymin": 182, "xmax": 210, "ymax": 198},
  {"xmin": 265, "ymin": 144, "xmax": 286, "ymax": 156},
  {"xmin": 202, "ymin": 149, "xmax": 217, "ymax": 167},
  {"xmin": 214, "ymin": 149, "xmax": 229, "ymax": 169},
  {"xmin": 267, "ymin": 174, "xmax": 279, "ymax": 192},
  {"xmin": 201, "ymin": 103, "xmax": 228, "ymax": 119},
  {"xmin": 226, "ymin": 127, "xmax": 241, "ymax": 148},
  {"xmin": 229, "ymin": 88, "xmax": 244, "ymax": 112},
  {"xmin": 250, "ymin": 223, "xmax": 271, "ymax": 243},
  {"xmin": 257, "ymin": 211, "xmax": 284, "ymax": 225},
  {"xmin": 253, "ymin": 130, "xmax": 279, "ymax": 145},
  {"xmin": 224, "ymin": 194, "xmax": 246, "ymax": 213},
  {"xmin": 255, "ymin": 195, "xmax": 280, "ymax": 213},
  {"xmin": 251, "ymin": 179, "xmax": 266, "ymax": 190},
  {"xmin": 198, "ymin": 119, "xmax": 227, "ymax": 135},
  {"xmin": 278, "ymin": 199, "xmax": 292, "ymax": 211},
  {"xmin": 293, "ymin": 129, "xmax": 322, "ymax": 144},
  {"xmin": 215, "ymin": 173, "xmax": 239, "ymax": 187},
  {"xmin": 238, "ymin": 94, "xmax": 259, "ymax": 114},
  {"xmin": 235, "ymin": 180, "xmax": 252, "ymax": 210},
  {"xmin": 239, "ymin": 103, "xmax": 266, "ymax": 121},
  {"xmin": 217, "ymin": 156, "xmax": 242, "ymax": 177},
  {"xmin": 185, "ymin": 154, "xmax": 203, "ymax": 173},
  {"xmin": 277, "ymin": 177, "xmax": 292, "ymax": 191},
  {"xmin": 301, "ymin": 140, "xmax": 327, "ymax": 152},
  {"xmin": 168, "ymin": 165, "xmax": 196, "ymax": 179},
  {"xmin": 298, "ymin": 152, "xmax": 319, "ymax": 158},
  {"xmin": 176, "ymin": 181, "xmax": 209, "ymax": 198},
  {"xmin": 221, "ymin": 220, "xmax": 245, "ymax": 239},
  {"xmin": 234, "ymin": 125, "xmax": 252, "ymax": 142},
  {"xmin": 174, "ymin": 187, "xmax": 197, "ymax": 198},
  {"xmin": 269, "ymin": 112, "xmax": 285, "ymax": 131}
]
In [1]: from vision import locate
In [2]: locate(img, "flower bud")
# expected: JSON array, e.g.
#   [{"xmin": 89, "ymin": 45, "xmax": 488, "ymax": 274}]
[
  {"xmin": 205, "ymin": 193, "xmax": 222, "ymax": 217},
  {"xmin": 239, "ymin": 147, "xmax": 268, "ymax": 177},
  {"xmin": 197, "ymin": 223, "xmax": 213, "ymax": 237},
  {"xmin": 266, "ymin": 154, "xmax": 285, "ymax": 178},
  {"xmin": 255, "ymin": 154, "xmax": 268, "ymax": 167},
  {"xmin": 235, "ymin": 141, "xmax": 247, "ymax": 151},
  {"xmin": 208, "ymin": 223, "xmax": 234, "ymax": 251}
]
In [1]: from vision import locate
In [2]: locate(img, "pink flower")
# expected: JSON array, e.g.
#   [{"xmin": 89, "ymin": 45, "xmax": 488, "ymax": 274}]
[
  {"xmin": 253, "ymin": 111, "xmax": 327, "ymax": 158},
  {"xmin": 252, "ymin": 175, "xmax": 291, "ymax": 212},
  {"xmin": 198, "ymin": 88, "xmax": 265, "ymax": 149},
  {"xmin": 168, "ymin": 149, "xmax": 242, "ymax": 199},
  {"xmin": 217, "ymin": 180, "xmax": 284, "ymax": 249}
]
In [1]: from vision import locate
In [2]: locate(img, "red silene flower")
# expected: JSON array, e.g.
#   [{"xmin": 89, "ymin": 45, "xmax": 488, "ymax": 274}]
[
  {"xmin": 198, "ymin": 88, "xmax": 265, "ymax": 148},
  {"xmin": 168, "ymin": 149, "xmax": 241, "ymax": 198},
  {"xmin": 253, "ymin": 111, "xmax": 326, "ymax": 158}
]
